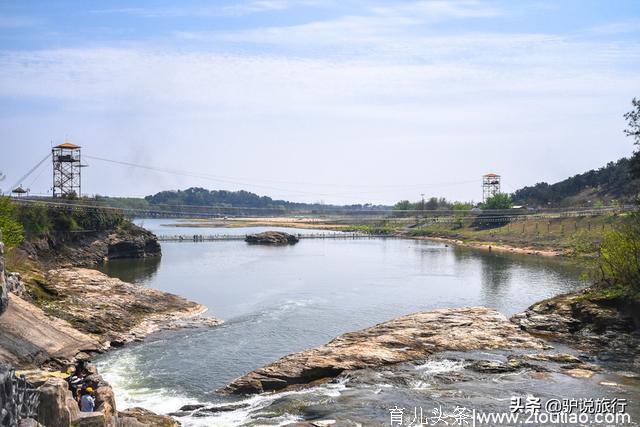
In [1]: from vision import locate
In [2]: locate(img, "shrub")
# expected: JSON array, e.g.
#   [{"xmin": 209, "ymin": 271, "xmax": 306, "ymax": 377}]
[
  {"xmin": 0, "ymin": 197, "xmax": 24, "ymax": 247},
  {"xmin": 598, "ymin": 212, "xmax": 640, "ymax": 294},
  {"xmin": 17, "ymin": 202, "xmax": 52, "ymax": 236}
]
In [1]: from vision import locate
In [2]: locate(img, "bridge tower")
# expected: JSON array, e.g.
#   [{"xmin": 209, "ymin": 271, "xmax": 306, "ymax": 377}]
[
  {"xmin": 482, "ymin": 173, "xmax": 501, "ymax": 202},
  {"xmin": 52, "ymin": 142, "xmax": 82, "ymax": 198}
]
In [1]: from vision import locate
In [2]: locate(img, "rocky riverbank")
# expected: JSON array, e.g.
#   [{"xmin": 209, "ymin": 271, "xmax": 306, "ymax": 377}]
[
  {"xmin": 222, "ymin": 290, "xmax": 639, "ymax": 396},
  {"xmin": 0, "ymin": 219, "xmax": 222, "ymax": 426},
  {"xmin": 512, "ymin": 287, "xmax": 640, "ymax": 366},
  {"xmin": 221, "ymin": 307, "xmax": 548, "ymax": 394},
  {"xmin": 19, "ymin": 222, "xmax": 161, "ymax": 268},
  {"xmin": 0, "ymin": 266, "xmax": 221, "ymax": 369}
]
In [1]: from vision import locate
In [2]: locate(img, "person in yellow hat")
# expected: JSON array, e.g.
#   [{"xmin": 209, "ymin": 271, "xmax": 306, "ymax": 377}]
[{"xmin": 80, "ymin": 386, "xmax": 95, "ymax": 412}]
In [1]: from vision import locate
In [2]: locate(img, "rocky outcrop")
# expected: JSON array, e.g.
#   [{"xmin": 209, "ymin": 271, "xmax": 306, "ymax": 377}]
[
  {"xmin": 105, "ymin": 228, "xmax": 161, "ymax": 261},
  {"xmin": 7, "ymin": 365, "xmax": 175, "ymax": 427},
  {"xmin": 36, "ymin": 377, "xmax": 71, "ymax": 427},
  {"xmin": 245, "ymin": 231, "xmax": 299, "ymax": 245},
  {"xmin": 20, "ymin": 223, "xmax": 161, "ymax": 268},
  {"xmin": 40, "ymin": 268, "xmax": 222, "ymax": 347},
  {"xmin": 0, "ymin": 268, "xmax": 221, "ymax": 368},
  {"xmin": 511, "ymin": 288, "xmax": 640, "ymax": 364},
  {"xmin": 221, "ymin": 307, "xmax": 546, "ymax": 394}
]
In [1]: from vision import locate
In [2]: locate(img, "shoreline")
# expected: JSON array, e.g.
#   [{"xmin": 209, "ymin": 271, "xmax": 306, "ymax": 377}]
[
  {"xmin": 155, "ymin": 219, "xmax": 572, "ymax": 257},
  {"xmin": 408, "ymin": 235, "xmax": 566, "ymax": 257}
]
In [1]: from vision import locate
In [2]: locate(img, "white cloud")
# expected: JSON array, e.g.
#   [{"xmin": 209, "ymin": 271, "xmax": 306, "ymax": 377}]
[
  {"xmin": 1, "ymin": 1, "xmax": 639, "ymax": 203},
  {"xmin": 90, "ymin": 0, "xmax": 312, "ymax": 18},
  {"xmin": 589, "ymin": 19, "xmax": 640, "ymax": 35}
]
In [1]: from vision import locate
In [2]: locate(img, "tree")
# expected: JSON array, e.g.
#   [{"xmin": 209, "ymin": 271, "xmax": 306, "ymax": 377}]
[
  {"xmin": 625, "ymin": 98, "xmax": 640, "ymax": 180},
  {"xmin": 424, "ymin": 197, "xmax": 439, "ymax": 211},
  {"xmin": 481, "ymin": 193, "xmax": 513, "ymax": 210},
  {"xmin": 393, "ymin": 200, "xmax": 413, "ymax": 211}
]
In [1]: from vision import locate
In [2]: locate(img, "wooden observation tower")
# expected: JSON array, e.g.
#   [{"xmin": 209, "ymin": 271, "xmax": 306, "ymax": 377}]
[
  {"xmin": 52, "ymin": 142, "xmax": 82, "ymax": 198},
  {"xmin": 482, "ymin": 173, "xmax": 501, "ymax": 202}
]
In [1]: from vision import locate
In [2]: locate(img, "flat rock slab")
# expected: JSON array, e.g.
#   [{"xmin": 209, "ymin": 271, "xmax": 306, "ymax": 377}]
[
  {"xmin": 45, "ymin": 268, "xmax": 223, "ymax": 345},
  {"xmin": 245, "ymin": 231, "xmax": 299, "ymax": 245},
  {"xmin": 221, "ymin": 307, "xmax": 546, "ymax": 394},
  {"xmin": 0, "ymin": 294, "xmax": 102, "ymax": 368}
]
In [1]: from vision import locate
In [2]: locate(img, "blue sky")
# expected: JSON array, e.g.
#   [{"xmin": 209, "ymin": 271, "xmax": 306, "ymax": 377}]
[{"xmin": 1, "ymin": 0, "xmax": 639, "ymax": 204}]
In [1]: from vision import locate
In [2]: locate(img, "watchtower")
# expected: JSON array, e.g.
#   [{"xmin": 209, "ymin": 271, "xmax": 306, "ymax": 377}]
[
  {"xmin": 482, "ymin": 173, "xmax": 501, "ymax": 202},
  {"xmin": 52, "ymin": 142, "xmax": 82, "ymax": 198}
]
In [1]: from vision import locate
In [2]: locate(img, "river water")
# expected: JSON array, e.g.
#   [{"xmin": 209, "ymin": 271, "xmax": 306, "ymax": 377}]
[{"xmin": 95, "ymin": 219, "xmax": 638, "ymax": 426}]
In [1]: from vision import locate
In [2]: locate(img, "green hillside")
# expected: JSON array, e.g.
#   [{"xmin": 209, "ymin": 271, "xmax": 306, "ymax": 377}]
[{"xmin": 512, "ymin": 157, "xmax": 639, "ymax": 207}]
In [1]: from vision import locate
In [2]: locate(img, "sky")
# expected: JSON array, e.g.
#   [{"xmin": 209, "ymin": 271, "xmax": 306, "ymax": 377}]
[{"xmin": 0, "ymin": 0, "xmax": 639, "ymax": 205}]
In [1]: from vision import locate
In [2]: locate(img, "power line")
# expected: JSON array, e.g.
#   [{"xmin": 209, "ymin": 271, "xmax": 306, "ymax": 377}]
[{"xmin": 85, "ymin": 154, "xmax": 477, "ymax": 191}]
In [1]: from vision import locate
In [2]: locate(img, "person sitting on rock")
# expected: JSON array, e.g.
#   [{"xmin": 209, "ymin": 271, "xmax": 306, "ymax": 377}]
[{"xmin": 80, "ymin": 387, "xmax": 96, "ymax": 412}]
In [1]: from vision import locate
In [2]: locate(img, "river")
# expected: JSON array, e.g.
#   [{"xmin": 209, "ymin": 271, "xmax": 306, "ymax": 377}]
[{"xmin": 94, "ymin": 219, "xmax": 637, "ymax": 426}]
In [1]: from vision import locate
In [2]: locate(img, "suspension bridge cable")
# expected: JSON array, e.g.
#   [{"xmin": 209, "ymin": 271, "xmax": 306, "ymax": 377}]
[
  {"xmin": 11, "ymin": 153, "xmax": 51, "ymax": 191},
  {"xmin": 83, "ymin": 154, "xmax": 480, "ymax": 200},
  {"xmin": 84, "ymin": 154, "xmax": 478, "ymax": 190}
]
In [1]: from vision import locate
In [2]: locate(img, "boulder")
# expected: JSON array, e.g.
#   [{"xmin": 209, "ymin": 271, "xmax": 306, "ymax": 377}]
[
  {"xmin": 67, "ymin": 393, "xmax": 81, "ymax": 425},
  {"xmin": 106, "ymin": 229, "xmax": 161, "ymax": 260},
  {"xmin": 17, "ymin": 419, "xmax": 44, "ymax": 427},
  {"xmin": 117, "ymin": 408, "xmax": 179, "ymax": 427},
  {"xmin": 221, "ymin": 307, "xmax": 545, "ymax": 394},
  {"xmin": 78, "ymin": 412, "xmax": 106, "ymax": 427},
  {"xmin": 245, "ymin": 231, "xmax": 299, "ymax": 245},
  {"xmin": 36, "ymin": 378, "xmax": 71, "ymax": 427},
  {"xmin": 95, "ymin": 385, "xmax": 116, "ymax": 421},
  {"xmin": 7, "ymin": 272, "xmax": 27, "ymax": 297}
]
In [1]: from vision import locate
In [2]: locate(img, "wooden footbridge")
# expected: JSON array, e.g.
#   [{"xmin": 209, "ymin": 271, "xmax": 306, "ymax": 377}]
[{"xmin": 157, "ymin": 232, "xmax": 390, "ymax": 242}]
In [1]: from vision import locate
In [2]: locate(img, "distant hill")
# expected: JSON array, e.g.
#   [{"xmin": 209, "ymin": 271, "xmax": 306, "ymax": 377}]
[
  {"xmin": 512, "ymin": 157, "xmax": 640, "ymax": 207},
  {"xmin": 144, "ymin": 187, "xmax": 387, "ymax": 211}
]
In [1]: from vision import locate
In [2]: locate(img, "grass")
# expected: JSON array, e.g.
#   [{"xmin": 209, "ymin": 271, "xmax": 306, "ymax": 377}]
[
  {"xmin": 161, "ymin": 214, "xmax": 622, "ymax": 257},
  {"xmin": 405, "ymin": 214, "xmax": 622, "ymax": 255}
]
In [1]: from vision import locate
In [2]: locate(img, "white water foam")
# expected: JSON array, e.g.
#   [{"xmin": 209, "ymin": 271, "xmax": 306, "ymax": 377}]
[
  {"xmin": 410, "ymin": 359, "xmax": 466, "ymax": 390},
  {"xmin": 97, "ymin": 351, "xmax": 348, "ymax": 426},
  {"xmin": 414, "ymin": 359, "xmax": 465, "ymax": 374},
  {"xmin": 96, "ymin": 352, "xmax": 204, "ymax": 415}
]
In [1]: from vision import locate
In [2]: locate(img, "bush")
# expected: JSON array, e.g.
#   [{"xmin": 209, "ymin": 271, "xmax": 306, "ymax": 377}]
[
  {"xmin": 598, "ymin": 213, "xmax": 640, "ymax": 294},
  {"xmin": 16, "ymin": 203, "xmax": 124, "ymax": 238},
  {"xmin": 0, "ymin": 197, "xmax": 24, "ymax": 247},
  {"xmin": 17, "ymin": 202, "xmax": 52, "ymax": 236},
  {"xmin": 481, "ymin": 193, "xmax": 513, "ymax": 210}
]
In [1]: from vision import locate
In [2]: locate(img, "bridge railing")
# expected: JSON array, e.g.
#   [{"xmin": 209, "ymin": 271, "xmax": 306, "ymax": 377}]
[{"xmin": 156, "ymin": 232, "xmax": 389, "ymax": 242}]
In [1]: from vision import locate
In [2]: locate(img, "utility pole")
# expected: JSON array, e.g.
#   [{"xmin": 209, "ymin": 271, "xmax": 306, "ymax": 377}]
[{"xmin": 421, "ymin": 193, "xmax": 425, "ymax": 216}]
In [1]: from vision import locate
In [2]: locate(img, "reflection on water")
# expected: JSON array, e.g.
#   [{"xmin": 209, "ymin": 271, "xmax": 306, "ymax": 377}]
[
  {"xmin": 98, "ymin": 256, "xmax": 161, "ymax": 285},
  {"xmin": 94, "ymin": 221, "xmax": 625, "ymax": 426}
]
